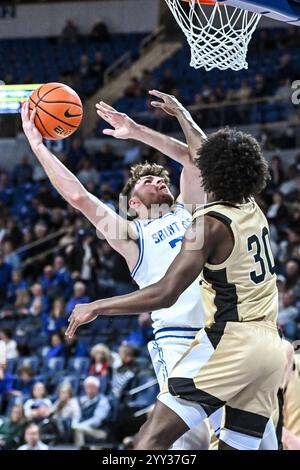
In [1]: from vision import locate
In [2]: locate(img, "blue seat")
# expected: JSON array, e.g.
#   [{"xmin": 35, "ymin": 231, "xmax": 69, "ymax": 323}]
[
  {"xmin": 17, "ymin": 356, "xmax": 39, "ymax": 373},
  {"xmin": 67, "ymin": 357, "xmax": 90, "ymax": 377},
  {"xmin": 6, "ymin": 358, "xmax": 17, "ymax": 374},
  {"xmin": 57, "ymin": 375, "xmax": 80, "ymax": 395},
  {"xmin": 43, "ymin": 357, "xmax": 65, "ymax": 374},
  {"xmin": 126, "ymin": 373, "xmax": 159, "ymax": 409}
]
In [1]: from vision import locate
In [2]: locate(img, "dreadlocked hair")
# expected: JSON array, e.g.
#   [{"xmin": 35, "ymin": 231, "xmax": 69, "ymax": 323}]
[{"xmin": 196, "ymin": 127, "xmax": 270, "ymax": 203}]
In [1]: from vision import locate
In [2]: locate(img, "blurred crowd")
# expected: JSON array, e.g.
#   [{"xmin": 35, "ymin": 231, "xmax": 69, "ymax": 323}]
[
  {"xmin": 109, "ymin": 28, "xmax": 300, "ymax": 136},
  {"xmin": 0, "ymin": 132, "xmax": 299, "ymax": 448}
]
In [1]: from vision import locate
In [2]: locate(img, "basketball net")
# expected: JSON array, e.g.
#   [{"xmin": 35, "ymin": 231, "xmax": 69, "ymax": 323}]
[{"xmin": 165, "ymin": 0, "xmax": 261, "ymax": 71}]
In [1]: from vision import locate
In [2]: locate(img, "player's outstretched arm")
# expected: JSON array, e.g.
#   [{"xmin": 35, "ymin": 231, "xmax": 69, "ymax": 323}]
[
  {"xmin": 149, "ymin": 90, "xmax": 207, "ymax": 206},
  {"xmin": 65, "ymin": 216, "xmax": 225, "ymax": 338},
  {"xmin": 149, "ymin": 90, "xmax": 206, "ymax": 161},
  {"xmin": 22, "ymin": 102, "xmax": 138, "ymax": 266},
  {"xmin": 96, "ymin": 101, "xmax": 190, "ymax": 164}
]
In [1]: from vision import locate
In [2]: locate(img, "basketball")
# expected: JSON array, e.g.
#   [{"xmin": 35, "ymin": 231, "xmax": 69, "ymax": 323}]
[{"xmin": 29, "ymin": 82, "xmax": 83, "ymax": 140}]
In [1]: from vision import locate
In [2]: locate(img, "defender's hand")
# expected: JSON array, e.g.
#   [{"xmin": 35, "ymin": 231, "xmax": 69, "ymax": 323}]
[
  {"xmin": 21, "ymin": 101, "xmax": 43, "ymax": 149},
  {"xmin": 96, "ymin": 101, "xmax": 139, "ymax": 139},
  {"xmin": 149, "ymin": 90, "xmax": 188, "ymax": 118},
  {"xmin": 66, "ymin": 302, "xmax": 99, "ymax": 338}
]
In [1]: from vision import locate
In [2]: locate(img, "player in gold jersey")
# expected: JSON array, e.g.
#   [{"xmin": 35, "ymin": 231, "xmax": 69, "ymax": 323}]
[
  {"xmin": 282, "ymin": 348, "xmax": 300, "ymax": 450},
  {"xmin": 67, "ymin": 128, "xmax": 285, "ymax": 450}
]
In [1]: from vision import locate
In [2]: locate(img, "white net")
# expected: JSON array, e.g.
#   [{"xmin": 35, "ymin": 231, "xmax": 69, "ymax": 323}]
[{"xmin": 165, "ymin": 0, "xmax": 261, "ymax": 71}]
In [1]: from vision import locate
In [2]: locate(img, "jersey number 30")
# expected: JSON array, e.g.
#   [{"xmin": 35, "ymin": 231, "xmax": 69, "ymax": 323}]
[{"xmin": 248, "ymin": 227, "xmax": 275, "ymax": 284}]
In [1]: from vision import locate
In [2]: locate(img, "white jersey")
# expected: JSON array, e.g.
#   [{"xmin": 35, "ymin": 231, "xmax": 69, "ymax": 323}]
[{"xmin": 131, "ymin": 203, "xmax": 204, "ymax": 334}]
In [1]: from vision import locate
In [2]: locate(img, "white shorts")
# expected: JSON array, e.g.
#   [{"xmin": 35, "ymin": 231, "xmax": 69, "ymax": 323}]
[{"xmin": 148, "ymin": 327, "xmax": 200, "ymax": 389}]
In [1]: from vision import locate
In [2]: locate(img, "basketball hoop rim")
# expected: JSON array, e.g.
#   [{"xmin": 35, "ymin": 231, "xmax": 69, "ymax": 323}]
[{"xmin": 181, "ymin": 0, "xmax": 224, "ymax": 5}]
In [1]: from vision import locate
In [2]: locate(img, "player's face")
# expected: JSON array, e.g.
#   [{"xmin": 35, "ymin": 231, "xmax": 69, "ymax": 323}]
[{"xmin": 131, "ymin": 175, "xmax": 174, "ymax": 209}]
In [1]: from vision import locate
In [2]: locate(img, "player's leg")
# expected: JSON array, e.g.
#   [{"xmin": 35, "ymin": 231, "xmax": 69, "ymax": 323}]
[
  {"xmin": 134, "ymin": 400, "xmax": 189, "ymax": 450},
  {"xmin": 148, "ymin": 337, "xmax": 211, "ymax": 450},
  {"xmin": 218, "ymin": 406, "xmax": 269, "ymax": 450},
  {"xmin": 259, "ymin": 418, "xmax": 278, "ymax": 450},
  {"xmin": 218, "ymin": 324, "xmax": 286, "ymax": 450}
]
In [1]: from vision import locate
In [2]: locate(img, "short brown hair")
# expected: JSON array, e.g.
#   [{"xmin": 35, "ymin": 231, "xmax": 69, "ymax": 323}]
[
  {"xmin": 122, "ymin": 162, "xmax": 170, "ymax": 199},
  {"xmin": 18, "ymin": 364, "xmax": 34, "ymax": 377}
]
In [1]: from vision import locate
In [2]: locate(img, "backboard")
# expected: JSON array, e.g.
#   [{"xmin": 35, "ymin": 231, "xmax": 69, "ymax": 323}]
[{"xmin": 225, "ymin": 0, "xmax": 300, "ymax": 25}]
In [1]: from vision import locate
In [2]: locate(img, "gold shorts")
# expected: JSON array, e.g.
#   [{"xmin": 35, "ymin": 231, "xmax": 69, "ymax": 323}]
[{"xmin": 162, "ymin": 321, "xmax": 285, "ymax": 437}]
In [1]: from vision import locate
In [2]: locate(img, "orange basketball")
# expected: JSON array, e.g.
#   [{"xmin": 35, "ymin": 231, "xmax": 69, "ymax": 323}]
[{"xmin": 29, "ymin": 82, "xmax": 83, "ymax": 140}]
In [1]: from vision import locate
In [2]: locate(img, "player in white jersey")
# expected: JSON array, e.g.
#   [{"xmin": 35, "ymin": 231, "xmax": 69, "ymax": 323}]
[{"xmin": 22, "ymin": 92, "xmax": 212, "ymax": 449}]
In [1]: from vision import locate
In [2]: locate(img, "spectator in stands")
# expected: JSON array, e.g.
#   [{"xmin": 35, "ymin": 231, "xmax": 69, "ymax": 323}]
[
  {"xmin": 278, "ymin": 290, "xmax": 299, "ymax": 339},
  {"xmin": 0, "ymin": 363, "xmax": 16, "ymax": 413},
  {"xmin": 90, "ymin": 19, "xmax": 110, "ymax": 43},
  {"xmin": 12, "ymin": 155, "xmax": 33, "ymax": 185},
  {"xmin": 17, "ymin": 422, "xmax": 48, "ymax": 450},
  {"xmin": 285, "ymin": 259, "xmax": 300, "ymax": 292},
  {"xmin": 52, "ymin": 382, "xmax": 80, "ymax": 422},
  {"xmin": 253, "ymin": 29, "xmax": 276, "ymax": 53},
  {"xmin": 281, "ymin": 25, "xmax": 300, "ymax": 49},
  {"xmin": 253, "ymin": 74, "xmax": 268, "ymax": 98},
  {"xmin": 66, "ymin": 281, "xmax": 90, "ymax": 316},
  {"xmin": 0, "ymin": 328, "xmax": 18, "ymax": 360},
  {"xmin": 14, "ymin": 288, "xmax": 30, "ymax": 315},
  {"xmin": 77, "ymin": 54, "xmax": 92, "ymax": 83},
  {"xmin": 39, "ymin": 265, "xmax": 60, "ymax": 299},
  {"xmin": 277, "ymin": 53, "xmax": 296, "ymax": 82},
  {"xmin": 99, "ymin": 182, "xmax": 118, "ymax": 208},
  {"xmin": 267, "ymin": 191, "xmax": 289, "ymax": 235},
  {"xmin": 32, "ymin": 163, "xmax": 47, "ymax": 183},
  {"xmin": 123, "ymin": 141, "xmax": 141, "ymax": 166},
  {"xmin": 89, "ymin": 344, "xmax": 112, "ymax": 378},
  {"xmin": 77, "ymin": 158, "xmax": 99, "ymax": 187},
  {"xmin": 161, "ymin": 68, "xmax": 177, "ymax": 94},
  {"xmin": 64, "ymin": 334, "xmax": 88, "ymax": 359},
  {"xmin": 124, "ymin": 77, "xmax": 142, "ymax": 98},
  {"xmin": 122, "ymin": 312, "xmax": 153, "ymax": 348},
  {"xmin": 72, "ymin": 376, "xmax": 110, "ymax": 447},
  {"xmin": 13, "ymin": 364, "xmax": 35, "ymax": 398},
  {"xmin": 66, "ymin": 139, "xmax": 89, "ymax": 172},
  {"xmin": 112, "ymin": 345, "xmax": 139, "ymax": 399},
  {"xmin": 110, "ymin": 250, "xmax": 135, "ymax": 296},
  {"xmin": 235, "ymin": 80, "xmax": 252, "ymax": 123},
  {"xmin": 0, "ymin": 248, "xmax": 12, "ymax": 305},
  {"xmin": 286, "ymin": 169, "xmax": 300, "ymax": 203},
  {"xmin": 270, "ymin": 155, "xmax": 286, "ymax": 191},
  {"xmin": 50, "ymin": 382, "xmax": 81, "ymax": 441},
  {"xmin": 61, "ymin": 19, "xmax": 79, "ymax": 43},
  {"xmin": 140, "ymin": 69, "xmax": 157, "ymax": 95},
  {"xmin": 23, "ymin": 382, "xmax": 52, "ymax": 421},
  {"xmin": 30, "ymin": 282, "xmax": 48, "ymax": 313},
  {"xmin": 7, "ymin": 269, "xmax": 28, "ymax": 303},
  {"xmin": 46, "ymin": 332, "xmax": 65, "ymax": 359},
  {"xmin": 0, "ymin": 404, "xmax": 26, "ymax": 450},
  {"xmin": 42, "ymin": 297, "xmax": 68, "ymax": 337},
  {"xmin": 2, "ymin": 238, "xmax": 20, "ymax": 269},
  {"xmin": 51, "ymin": 256, "xmax": 73, "ymax": 300},
  {"xmin": 53, "ymin": 256, "xmax": 72, "ymax": 286},
  {"xmin": 278, "ymin": 227, "xmax": 300, "ymax": 263},
  {"xmin": 0, "ymin": 217, "xmax": 23, "ymax": 248},
  {"xmin": 91, "ymin": 51, "xmax": 107, "ymax": 87}
]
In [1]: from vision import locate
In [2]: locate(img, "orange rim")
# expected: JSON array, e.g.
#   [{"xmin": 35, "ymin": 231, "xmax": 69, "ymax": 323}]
[{"xmin": 181, "ymin": 1, "xmax": 223, "ymax": 5}]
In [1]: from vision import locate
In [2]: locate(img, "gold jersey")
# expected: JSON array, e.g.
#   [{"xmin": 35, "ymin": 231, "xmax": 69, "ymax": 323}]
[
  {"xmin": 193, "ymin": 198, "xmax": 278, "ymax": 327},
  {"xmin": 284, "ymin": 354, "xmax": 300, "ymax": 438}
]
